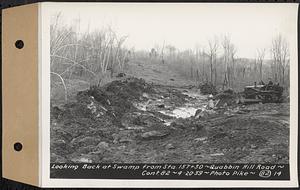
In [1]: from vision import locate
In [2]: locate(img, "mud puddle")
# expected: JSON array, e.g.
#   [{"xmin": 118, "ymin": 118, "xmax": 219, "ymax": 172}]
[{"xmin": 134, "ymin": 89, "xmax": 208, "ymax": 119}]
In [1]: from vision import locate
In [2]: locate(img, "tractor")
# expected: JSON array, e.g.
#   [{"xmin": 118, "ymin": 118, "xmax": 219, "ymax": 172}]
[{"xmin": 239, "ymin": 82, "xmax": 284, "ymax": 104}]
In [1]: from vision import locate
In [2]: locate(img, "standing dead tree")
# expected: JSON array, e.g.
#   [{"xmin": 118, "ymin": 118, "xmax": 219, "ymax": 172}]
[
  {"xmin": 256, "ymin": 48, "xmax": 266, "ymax": 82},
  {"xmin": 208, "ymin": 37, "xmax": 219, "ymax": 85},
  {"xmin": 160, "ymin": 41, "xmax": 166, "ymax": 64},
  {"xmin": 194, "ymin": 46, "xmax": 208, "ymax": 83},
  {"xmin": 194, "ymin": 46, "xmax": 202, "ymax": 82},
  {"xmin": 87, "ymin": 27, "xmax": 128, "ymax": 86},
  {"xmin": 149, "ymin": 48, "xmax": 158, "ymax": 58},
  {"xmin": 221, "ymin": 35, "xmax": 236, "ymax": 89},
  {"xmin": 165, "ymin": 45, "xmax": 177, "ymax": 62},
  {"xmin": 201, "ymin": 49, "xmax": 208, "ymax": 82},
  {"xmin": 271, "ymin": 34, "xmax": 289, "ymax": 85},
  {"xmin": 152, "ymin": 43, "xmax": 166, "ymax": 64}
]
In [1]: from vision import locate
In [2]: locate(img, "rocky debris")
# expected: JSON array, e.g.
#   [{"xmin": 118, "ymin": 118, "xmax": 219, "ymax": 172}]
[
  {"xmin": 71, "ymin": 155, "xmax": 94, "ymax": 163},
  {"xmin": 50, "ymin": 138, "xmax": 73, "ymax": 156},
  {"xmin": 121, "ymin": 111, "xmax": 165, "ymax": 130},
  {"xmin": 210, "ymin": 153, "xmax": 225, "ymax": 156},
  {"xmin": 170, "ymin": 118, "xmax": 200, "ymax": 130},
  {"xmin": 142, "ymin": 92, "xmax": 150, "ymax": 99},
  {"xmin": 194, "ymin": 137, "xmax": 208, "ymax": 142},
  {"xmin": 51, "ymin": 153, "xmax": 68, "ymax": 163},
  {"xmin": 194, "ymin": 108, "xmax": 217, "ymax": 120},
  {"xmin": 96, "ymin": 142, "xmax": 109, "ymax": 149},
  {"xmin": 170, "ymin": 118, "xmax": 186, "ymax": 129},
  {"xmin": 112, "ymin": 130, "xmax": 137, "ymax": 144},
  {"xmin": 71, "ymin": 136, "xmax": 100, "ymax": 147},
  {"xmin": 141, "ymin": 130, "xmax": 170, "ymax": 140},
  {"xmin": 166, "ymin": 143, "xmax": 175, "ymax": 149}
]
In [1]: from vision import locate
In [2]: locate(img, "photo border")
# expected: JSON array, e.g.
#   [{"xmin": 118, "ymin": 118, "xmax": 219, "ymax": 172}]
[{"xmin": 41, "ymin": 2, "xmax": 299, "ymax": 188}]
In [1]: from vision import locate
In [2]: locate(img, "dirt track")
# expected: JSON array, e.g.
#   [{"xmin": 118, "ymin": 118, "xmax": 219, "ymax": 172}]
[{"xmin": 50, "ymin": 77, "xmax": 289, "ymax": 164}]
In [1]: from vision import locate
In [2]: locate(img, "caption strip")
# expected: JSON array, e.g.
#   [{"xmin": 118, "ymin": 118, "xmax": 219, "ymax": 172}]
[{"xmin": 50, "ymin": 163, "xmax": 289, "ymax": 180}]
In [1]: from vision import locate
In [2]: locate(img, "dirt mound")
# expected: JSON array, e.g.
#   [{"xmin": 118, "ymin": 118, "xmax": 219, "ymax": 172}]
[
  {"xmin": 104, "ymin": 77, "xmax": 155, "ymax": 100},
  {"xmin": 199, "ymin": 83, "xmax": 217, "ymax": 95},
  {"xmin": 50, "ymin": 77, "xmax": 177, "ymax": 162},
  {"xmin": 74, "ymin": 77, "xmax": 155, "ymax": 121},
  {"xmin": 215, "ymin": 89, "xmax": 237, "ymax": 107}
]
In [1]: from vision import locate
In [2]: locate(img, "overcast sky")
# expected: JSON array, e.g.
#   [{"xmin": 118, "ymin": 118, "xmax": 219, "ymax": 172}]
[{"xmin": 48, "ymin": 3, "xmax": 298, "ymax": 59}]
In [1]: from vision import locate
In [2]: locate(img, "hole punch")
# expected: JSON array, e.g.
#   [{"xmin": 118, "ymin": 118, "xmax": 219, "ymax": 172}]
[
  {"xmin": 14, "ymin": 142, "xmax": 23, "ymax": 151},
  {"xmin": 15, "ymin": 40, "xmax": 24, "ymax": 49}
]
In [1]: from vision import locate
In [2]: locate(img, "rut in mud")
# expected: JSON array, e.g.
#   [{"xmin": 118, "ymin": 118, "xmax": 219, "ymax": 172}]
[{"xmin": 50, "ymin": 77, "xmax": 289, "ymax": 164}]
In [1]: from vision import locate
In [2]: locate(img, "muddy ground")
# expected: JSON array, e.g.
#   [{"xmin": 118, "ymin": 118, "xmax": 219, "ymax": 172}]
[{"xmin": 50, "ymin": 77, "xmax": 289, "ymax": 164}]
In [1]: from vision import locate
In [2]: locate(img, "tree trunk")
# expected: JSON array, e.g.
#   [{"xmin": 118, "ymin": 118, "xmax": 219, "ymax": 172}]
[
  {"xmin": 202, "ymin": 56, "xmax": 205, "ymax": 81},
  {"xmin": 259, "ymin": 62, "xmax": 262, "ymax": 81},
  {"xmin": 282, "ymin": 67, "xmax": 285, "ymax": 85},
  {"xmin": 210, "ymin": 56, "xmax": 213, "ymax": 84},
  {"xmin": 227, "ymin": 67, "xmax": 231, "ymax": 87},
  {"xmin": 214, "ymin": 57, "xmax": 217, "ymax": 86}
]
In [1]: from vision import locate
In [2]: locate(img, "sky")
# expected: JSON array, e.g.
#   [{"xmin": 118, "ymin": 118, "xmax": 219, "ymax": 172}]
[{"xmin": 47, "ymin": 3, "xmax": 298, "ymax": 59}]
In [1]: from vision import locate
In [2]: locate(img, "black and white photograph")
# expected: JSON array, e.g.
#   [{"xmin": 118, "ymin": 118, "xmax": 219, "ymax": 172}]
[{"xmin": 47, "ymin": 2, "xmax": 298, "ymax": 183}]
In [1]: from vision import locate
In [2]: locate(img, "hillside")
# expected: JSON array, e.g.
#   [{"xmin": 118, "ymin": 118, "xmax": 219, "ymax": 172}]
[{"xmin": 124, "ymin": 59, "xmax": 196, "ymax": 87}]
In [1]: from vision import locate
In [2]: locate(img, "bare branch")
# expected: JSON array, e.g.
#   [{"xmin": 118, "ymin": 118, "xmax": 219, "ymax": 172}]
[{"xmin": 50, "ymin": 72, "xmax": 68, "ymax": 101}]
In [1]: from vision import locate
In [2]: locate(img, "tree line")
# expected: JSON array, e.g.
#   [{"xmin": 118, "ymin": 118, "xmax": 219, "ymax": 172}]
[{"xmin": 146, "ymin": 34, "xmax": 290, "ymax": 91}]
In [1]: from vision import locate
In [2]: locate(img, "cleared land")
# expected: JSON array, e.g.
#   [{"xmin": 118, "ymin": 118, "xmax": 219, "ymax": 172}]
[{"xmin": 50, "ymin": 62, "xmax": 289, "ymax": 164}]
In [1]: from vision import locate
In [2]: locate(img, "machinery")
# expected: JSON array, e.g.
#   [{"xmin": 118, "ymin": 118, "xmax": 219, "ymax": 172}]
[{"xmin": 239, "ymin": 82, "xmax": 284, "ymax": 104}]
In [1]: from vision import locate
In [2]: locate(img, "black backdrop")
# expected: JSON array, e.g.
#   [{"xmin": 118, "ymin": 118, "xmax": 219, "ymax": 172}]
[{"xmin": 0, "ymin": 0, "xmax": 299, "ymax": 189}]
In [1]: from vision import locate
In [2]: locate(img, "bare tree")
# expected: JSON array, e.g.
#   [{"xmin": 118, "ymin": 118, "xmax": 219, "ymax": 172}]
[
  {"xmin": 208, "ymin": 37, "xmax": 219, "ymax": 85},
  {"xmin": 194, "ymin": 45, "xmax": 205, "ymax": 83},
  {"xmin": 153, "ymin": 42, "xmax": 166, "ymax": 64},
  {"xmin": 271, "ymin": 34, "xmax": 289, "ymax": 84},
  {"xmin": 150, "ymin": 48, "xmax": 158, "ymax": 58},
  {"xmin": 161, "ymin": 40, "xmax": 166, "ymax": 64},
  {"xmin": 50, "ymin": 14, "xmax": 130, "ymax": 102},
  {"xmin": 221, "ymin": 35, "xmax": 236, "ymax": 88},
  {"xmin": 166, "ymin": 45, "xmax": 177, "ymax": 60},
  {"xmin": 201, "ymin": 48, "xmax": 207, "ymax": 82},
  {"xmin": 256, "ymin": 48, "xmax": 266, "ymax": 82}
]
